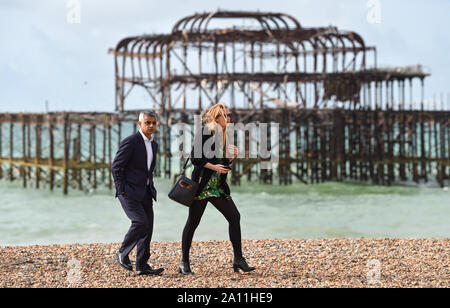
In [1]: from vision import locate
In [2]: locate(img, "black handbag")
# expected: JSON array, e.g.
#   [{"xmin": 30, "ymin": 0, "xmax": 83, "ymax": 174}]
[{"xmin": 168, "ymin": 157, "xmax": 199, "ymax": 207}]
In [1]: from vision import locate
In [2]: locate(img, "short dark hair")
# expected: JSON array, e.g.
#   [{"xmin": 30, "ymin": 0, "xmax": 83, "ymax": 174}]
[{"xmin": 139, "ymin": 111, "xmax": 157, "ymax": 122}]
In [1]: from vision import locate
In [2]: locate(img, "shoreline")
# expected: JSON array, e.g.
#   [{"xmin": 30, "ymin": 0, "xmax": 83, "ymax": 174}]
[{"xmin": 0, "ymin": 238, "xmax": 448, "ymax": 288}]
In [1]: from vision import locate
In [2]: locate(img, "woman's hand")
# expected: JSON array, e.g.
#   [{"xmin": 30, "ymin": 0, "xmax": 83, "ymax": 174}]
[
  {"xmin": 214, "ymin": 164, "xmax": 231, "ymax": 174},
  {"xmin": 227, "ymin": 145, "xmax": 238, "ymax": 162},
  {"xmin": 204, "ymin": 163, "xmax": 231, "ymax": 174}
]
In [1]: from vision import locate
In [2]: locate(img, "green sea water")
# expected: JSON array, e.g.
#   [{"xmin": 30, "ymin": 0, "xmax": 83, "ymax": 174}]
[{"xmin": 0, "ymin": 179, "xmax": 449, "ymax": 246}]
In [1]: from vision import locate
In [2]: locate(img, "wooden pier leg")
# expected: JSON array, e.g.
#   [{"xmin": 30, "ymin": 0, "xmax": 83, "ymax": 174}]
[
  {"xmin": 107, "ymin": 122, "xmax": 112, "ymax": 190},
  {"xmin": 117, "ymin": 120, "xmax": 122, "ymax": 148},
  {"xmin": 412, "ymin": 112, "xmax": 419, "ymax": 183},
  {"xmin": 63, "ymin": 115, "xmax": 69, "ymax": 195},
  {"xmin": 330, "ymin": 112, "xmax": 337, "ymax": 181},
  {"xmin": 259, "ymin": 111, "xmax": 273, "ymax": 185},
  {"xmin": 367, "ymin": 107, "xmax": 375, "ymax": 182},
  {"xmin": 76, "ymin": 123, "xmax": 82, "ymax": 191},
  {"xmin": 334, "ymin": 109, "xmax": 345, "ymax": 182},
  {"xmin": 447, "ymin": 124, "xmax": 450, "ymax": 186},
  {"xmin": 92, "ymin": 124, "xmax": 97, "ymax": 190},
  {"xmin": 49, "ymin": 121, "xmax": 55, "ymax": 191},
  {"xmin": 399, "ymin": 109, "xmax": 407, "ymax": 181},
  {"xmin": 21, "ymin": 121, "xmax": 25, "ymax": 187},
  {"xmin": 312, "ymin": 115, "xmax": 319, "ymax": 184},
  {"xmin": 303, "ymin": 117, "xmax": 310, "ymax": 184},
  {"xmin": 373, "ymin": 108, "xmax": 381, "ymax": 185},
  {"xmin": 102, "ymin": 122, "xmax": 106, "ymax": 185},
  {"xmin": 349, "ymin": 113, "xmax": 355, "ymax": 181},
  {"xmin": 387, "ymin": 109, "xmax": 394, "ymax": 185},
  {"xmin": 9, "ymin": 122, "xmax": 13, "ymax": 182},
  {"xmin": 266, "ymin": 113, "xmax": 273, "ymax": 185},
  {"xmin": 0, "ymin": 119, "xmax": 3, "ymax": 179},
  {"xmin": 320, "ymin": 117, "xmax": 327, "ymax": 183},
  {"xmin": 165, "ymin": 120, "xmax": 172, "ymax": 180},
  {"xmin": 420, "ymin": 104, "xmax": 427, "ymax": 183},
  {"xmin": 296, "ymin": 124, "xmax": 304, "ymax": 182},
  {"xmin": 35, "ymin": 123, "xmax": 42, "ymax": 188},
  {"xmin": 279, "ymin": 110, "xmax": 291, "ymax": 185},
  {"xmin": 26, "ymin": 122, "xmax": 31, "ymax": 186},
  {"xmin": 427, "ymin": 118, "xmax": 432, "ymax": 179},
  {"xmin": 21, "ymin": 120, "xmax": 28, "ymax": 188},
  {"xmin": 438, "ymin": 119, "xmax": 444, "ymax": 187},
  {"xmin": 357, "ymin": 110, "xmax": 364, "ymax": 182},
  {"xmin": 341, "ymin": 112, "xmax": 348, "ymax": 180},
  {"xmin": 245, "ymin": 125, "xmax": 251, "ymax": 182}
]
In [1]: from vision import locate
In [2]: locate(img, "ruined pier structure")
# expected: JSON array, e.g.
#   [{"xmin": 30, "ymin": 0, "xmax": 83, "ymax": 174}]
[{"xmin": 0, "ymin": 11, "xmax": 449, "ymax": 194}]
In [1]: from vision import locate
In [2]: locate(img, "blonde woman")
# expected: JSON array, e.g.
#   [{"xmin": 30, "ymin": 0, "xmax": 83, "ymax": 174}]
[{"xmin": 179, "ymin": 103, "xmax": 255, "ymax": 275}]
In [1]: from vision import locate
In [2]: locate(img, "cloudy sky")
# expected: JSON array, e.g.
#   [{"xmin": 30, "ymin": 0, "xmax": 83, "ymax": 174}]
[{"xmin": 1, "ymin": 0, "xmax": 449, "ymax": 112}]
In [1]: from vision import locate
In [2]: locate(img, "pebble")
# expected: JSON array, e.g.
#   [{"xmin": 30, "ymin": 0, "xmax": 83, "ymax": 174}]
[{"xmin": 0, "ymin": 239, "xmax": 448, "ymax": 288}]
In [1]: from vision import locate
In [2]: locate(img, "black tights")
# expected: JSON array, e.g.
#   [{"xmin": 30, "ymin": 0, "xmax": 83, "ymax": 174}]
[{"xmin": 181, "ymin": 196, "xmax": 243, "ymax": 262}]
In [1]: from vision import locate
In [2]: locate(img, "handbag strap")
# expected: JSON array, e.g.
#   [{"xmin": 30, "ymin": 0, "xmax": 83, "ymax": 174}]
[{"xmin": 180, "ymin": 157, "xmax": 190, "ymax": 175}]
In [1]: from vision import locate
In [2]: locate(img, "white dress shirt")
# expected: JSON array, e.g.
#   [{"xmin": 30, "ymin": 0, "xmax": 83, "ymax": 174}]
[{"xmin": 139, "ymin": 129, "xmax": 154, "ymax": 185}]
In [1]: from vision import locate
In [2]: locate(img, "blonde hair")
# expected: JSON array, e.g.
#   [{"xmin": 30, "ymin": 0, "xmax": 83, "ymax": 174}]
[{"xmin": 202, "ymin": 103, "xmax": 229, "ymax": 154}]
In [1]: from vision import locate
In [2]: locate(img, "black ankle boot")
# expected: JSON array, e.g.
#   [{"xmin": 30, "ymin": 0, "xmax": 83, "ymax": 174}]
[
  {"xmin": 233, "ymin": 257, "xmax": 255, "ymax": 273},
  {"xmin": 179, "ymin": 261, "xmax": 194, "ymax": 275}
]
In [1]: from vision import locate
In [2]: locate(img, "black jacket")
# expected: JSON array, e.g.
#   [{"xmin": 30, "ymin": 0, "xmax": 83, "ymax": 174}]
[
  {"xmin": 111, "ymin": 131, "xmax": 158, "ymax": 202},
  {"xmin": 190, "ymin": 127, "xmax": 231, "ymax": 197}
]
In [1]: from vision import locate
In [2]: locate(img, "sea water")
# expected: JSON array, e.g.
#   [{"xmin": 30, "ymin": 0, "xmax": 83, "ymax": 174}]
[{"xmin": 0, "ymin": 178, "xmax": 449, "ymax": 246}]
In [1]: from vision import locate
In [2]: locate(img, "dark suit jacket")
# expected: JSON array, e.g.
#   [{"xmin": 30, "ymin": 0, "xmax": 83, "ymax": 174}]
[
  {"xmin": 111, "ymin": 131, "xmax": 158, "ymax": 202},
  {"xmin": 190, "ymin": 126, "xmax": 231, "ymax": 197}
]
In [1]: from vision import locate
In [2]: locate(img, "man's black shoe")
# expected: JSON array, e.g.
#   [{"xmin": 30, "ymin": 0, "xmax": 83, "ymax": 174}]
[
  {"xmin": 115, "ymin": 252, "xmax": 133, "ymax": 271},
  {"xmin": 136, "ymin": 265, "xmax": 165, "ymax": 276}
]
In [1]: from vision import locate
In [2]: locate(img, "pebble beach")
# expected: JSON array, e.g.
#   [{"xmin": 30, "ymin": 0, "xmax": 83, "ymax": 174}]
[{"xmin": 0, "ymin": 239, "xmax": 448, "ymax": 288}]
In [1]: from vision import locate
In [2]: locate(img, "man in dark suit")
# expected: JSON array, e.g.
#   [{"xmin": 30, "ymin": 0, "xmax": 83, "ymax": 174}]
[{"xmin": 111, "ymin": 111, "xmax": 164, "ymax": 276}]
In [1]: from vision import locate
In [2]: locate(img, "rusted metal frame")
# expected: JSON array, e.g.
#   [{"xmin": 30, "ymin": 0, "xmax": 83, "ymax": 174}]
[
  {"xmin": 326, "ymin": 33, "xmax": 348, "ymax": 72},
  {"xmin": 292, "ymin": 42, "xmax": 301, "ymax": 107},
  {"xmin": 159, "ymin": 40, "xmax": 166, "ymax": 111},
  {"xmin": 316, "ymin": 34, "xmax": 334, "ymax": 74},
  {"xmin": 166, "ymin": 40, "xmax": 173, "ymax": 111},
  {"xmin": 129, "ymin": 37, "xmax": 146, "ymax": 81},
  {"xmin": 169, "ymin": 48, "xmax": 215, "ymax": 108},
  {"xmin": 182, "ymin": 42, "xmax": 188, "ymax": 109},
  {"xmin": 310, "ymin": 37, "xmax": 321, "ymax": 109},
  {"xmin": 213, "ymin": 38, "xmax": 220, "ymax": 105},
  {"xmin": 116, "ymin": 28, "xmax": 365, "ymax": 55},
  {"xmin": 162, "ymin": 72, "xmax": 414, "ymax": 93},
  {"xmin": 192, "ymin": 12, "xmax": 215, "ymax": 33},
  {"xmin": 194, "ymin": 11, "xmax": 285, "ymax": 34},
  {"xmin": 335, "ymin": 32, "xmax": 364, "ymax": 72},
  {"xmin": 115, "ymin": 37, "xmax": 139, "ymax": 111},
  {"xmin": 256, "ymin": 42, "xmax": 264, "ymax": 108},
  {"xmin": 144, "ymin": 38, "xmax": 157, "ymax": 84},
  {"xmin": 315, "ymin": 34, "xmax": 339, "ymax": 108},
  {"xmin": 298, "ymin": 38, "xmax": 315, "ymax": 109},
  {"xmin": 234, "ymin": 80, "xmax": 257, "ymax": 109},
  {"xmin": 197, "ymin": 37, "xmax": 203, "ymax": 110},
  {"xmin": 341, "ymin": 30, "xmax": 366, "ymax": 70},
  {"xmin": 206, "ymin": 39, "xmax": 232, "ymax": 108},
  {"xmin": 177, "ymin": 11, "xmax": 263, "ymax": 34},
  {"xmin": 135, "ymin": 38, "xmax": 151, "ymax": 83},
  {"xmin": 281, "ymin": 43, "xmax": 293, "ymax": 106},
  {"xmin": 298, "ymin": 41, "xmax": 308, "ymax": 108},
  {"xmin": 152, "ymin": 36, "xmax": 175, "ymax": 111}
]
